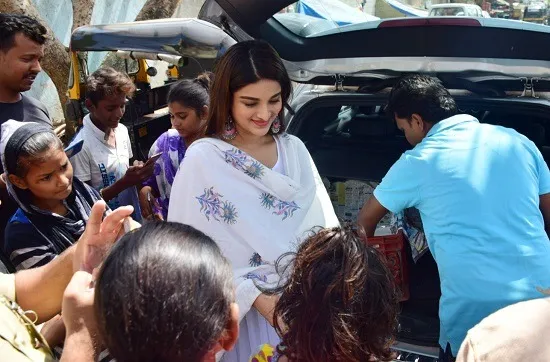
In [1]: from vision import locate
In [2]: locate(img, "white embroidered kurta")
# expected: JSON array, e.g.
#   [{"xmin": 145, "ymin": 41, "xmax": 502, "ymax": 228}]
[{"xmin": 168, "ymin": 133, "xmax": 338, "ymax": 360}]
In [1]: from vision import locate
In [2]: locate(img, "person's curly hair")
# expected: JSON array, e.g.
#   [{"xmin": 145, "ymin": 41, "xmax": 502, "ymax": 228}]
[
  {"xmin": 268, "ymin": 225, "xmax": 399, "ymax": 361},
  {"xmin": 86, "ymin": 67, "xmax": 136, "ymax": 105},
  {"xmin": 0, "ymin": 14, "xmax": 47, "ymax": 53}
]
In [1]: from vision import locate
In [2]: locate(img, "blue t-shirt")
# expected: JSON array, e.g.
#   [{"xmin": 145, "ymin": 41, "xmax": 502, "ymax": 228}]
[{"xmin": 374, "ymin": 114, "xmax": 550, "ymax": 354}]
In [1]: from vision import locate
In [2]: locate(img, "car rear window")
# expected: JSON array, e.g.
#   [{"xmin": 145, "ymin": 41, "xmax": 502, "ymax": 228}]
[{"xmin": 274, "ymin": 0, "xmax": 540, "ymax": 38}]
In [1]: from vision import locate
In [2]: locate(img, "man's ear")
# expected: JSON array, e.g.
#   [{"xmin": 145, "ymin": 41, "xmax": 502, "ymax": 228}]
[
  {"xmin": 85, "ymin": 99, "xmax": 94, "ymax": 111},
  {"xmin": 9, "ymin": 174, "xmax": 28, "ymax": 190},
  {"xmin": 201, "ymin": 303, "xmax": 240, "ymax": 362},
  {"xmin": 219, "ymin": 303, "xmax": 239, "ymax": 351},
  {"xmin": 410, "ymin": 113, "xmax": 425, "ymax": 129}
]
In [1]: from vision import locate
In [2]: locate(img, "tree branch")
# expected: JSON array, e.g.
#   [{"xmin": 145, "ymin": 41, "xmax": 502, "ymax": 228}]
[
  {"xmin": 135, "ymin": 0, "xmax": 183, "ymax": 21},
  {"xmin": 71, "ymin": 0, "xmax": 95, "ymax": 31}
]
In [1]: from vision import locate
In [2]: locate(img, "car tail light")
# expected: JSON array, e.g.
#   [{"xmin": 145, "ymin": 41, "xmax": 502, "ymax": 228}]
[{"xmin": 378, "ymin": 18, "xmax": 481, "ymax": 28}]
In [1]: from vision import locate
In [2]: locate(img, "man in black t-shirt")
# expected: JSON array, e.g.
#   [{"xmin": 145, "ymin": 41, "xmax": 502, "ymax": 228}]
[
  {"xmin": 0, "ymin": 14, "xmax": 52, "ymax": 130},
  {"xmin": 0, "ymin": 14, "xmax": 53, "ymax": 271},
  {"xmin": 0, "ymin": 93, "xmax": 51, "ymax": 131}
]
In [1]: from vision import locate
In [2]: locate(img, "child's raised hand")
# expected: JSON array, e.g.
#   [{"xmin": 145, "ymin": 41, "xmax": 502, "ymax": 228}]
[{"xmin": 74, "ymin": 200, "xmax": 134, "ymax": 273}]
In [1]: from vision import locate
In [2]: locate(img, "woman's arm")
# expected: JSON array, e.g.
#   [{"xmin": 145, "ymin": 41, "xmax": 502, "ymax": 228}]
[
  {"xmin": 139, "ymin": 138, "xmax": 164, "ymax": 220},
  {"xmin": 253, "ymin": 293, "xmax": 279, "ymax": 327}
]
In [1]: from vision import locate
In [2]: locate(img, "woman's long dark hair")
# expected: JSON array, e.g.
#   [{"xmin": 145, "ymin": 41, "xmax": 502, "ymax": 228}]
[
  {"xmin": 266, "ymin": 225, "xmax": 399, "ymax": 361},
  {"xmin": 205, "ymin": 40, "xmax": 292, "ymax": 138},
  {"xmin": 95, "ymin": 222, "xmax": 234, "ymax": 362}
]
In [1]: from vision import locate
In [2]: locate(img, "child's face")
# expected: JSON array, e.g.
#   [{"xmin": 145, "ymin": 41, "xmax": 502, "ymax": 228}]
[
  {"xmin": 88, "ymin": 93, "xmax": 127, "ymax": 130},
  {"xmin": 168, "ymin": 102, "xmax": 206, "ymax": 139},
  {"xmin": 12, "ymin": 146, "xmax": 73, "ymax": 202}
]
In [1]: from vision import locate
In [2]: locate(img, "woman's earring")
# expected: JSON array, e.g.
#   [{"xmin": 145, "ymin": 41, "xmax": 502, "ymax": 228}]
[
  {"xmin": 271, "ymin": 117, "xmax": 281, "ymax": 134},
  {"xmin": 221, "ymin": 116, "xmax": 237, "ymax": 141}
]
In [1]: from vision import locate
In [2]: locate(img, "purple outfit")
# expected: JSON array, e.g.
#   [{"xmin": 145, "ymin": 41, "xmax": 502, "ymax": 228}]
[{"xmin": 143, "ymin": 129, "xmax": 186, "ymax": 219}]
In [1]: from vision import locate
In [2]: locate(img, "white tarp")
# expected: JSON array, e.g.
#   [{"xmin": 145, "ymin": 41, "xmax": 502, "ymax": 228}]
[{"xmin": 383, "ymin": 0, "xmax": 428, "ymax": 17}]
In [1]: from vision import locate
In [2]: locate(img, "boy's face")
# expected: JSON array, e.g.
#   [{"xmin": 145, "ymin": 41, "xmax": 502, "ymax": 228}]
[{"xmin": 87, "ymin": 93, "xmax": 127, "ymax": 129}]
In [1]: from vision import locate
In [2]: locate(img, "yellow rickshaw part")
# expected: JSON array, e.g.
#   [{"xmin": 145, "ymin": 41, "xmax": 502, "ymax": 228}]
[
  {"xmin": 167, "ymin": 65, "xmax": 179, "ymax": 79},
  {"xmin": 135, "ymin": 59, "xmax": 150, "ymax": 83},
  {"xmin": 68, "ymin": 51, "xmax": 81, "ymax": 101}
]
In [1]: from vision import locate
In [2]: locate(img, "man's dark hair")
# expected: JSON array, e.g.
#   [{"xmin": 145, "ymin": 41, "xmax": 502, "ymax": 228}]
[
  {"xmin": 0, "ymin": 14, "xmax": 47, "ymax": 53},
  {"xmin": 386, "ymin": 74, "xmax": 458, "ymax": 124},
  {"xmin": 95, "ymin": 221, "xmax": 234, "ymax": 362}
]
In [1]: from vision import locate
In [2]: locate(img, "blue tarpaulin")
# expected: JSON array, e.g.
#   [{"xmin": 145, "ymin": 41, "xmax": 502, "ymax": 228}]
[{"xmin": 296, "ymin": 0, "xmax": 379, "ymax": 25}]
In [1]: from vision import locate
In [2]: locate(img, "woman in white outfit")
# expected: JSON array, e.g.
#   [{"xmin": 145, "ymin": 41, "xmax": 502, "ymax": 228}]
[{"xmin": 168, "ymin": 40, "xmax": 339, "ymax": 361}]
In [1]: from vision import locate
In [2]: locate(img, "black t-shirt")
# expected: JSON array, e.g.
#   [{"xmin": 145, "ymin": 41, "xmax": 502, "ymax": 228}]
[
  {"xmin": 0, "ymin": 93, "xmax": 52, "ymax": 127},
  {"xmin": 0, "ymin": 93, "xmax": 52, "ymax": 173}
]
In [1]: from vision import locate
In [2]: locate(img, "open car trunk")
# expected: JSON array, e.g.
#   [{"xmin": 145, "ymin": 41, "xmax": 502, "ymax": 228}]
[{"xmin": 286, "ymin": 91, "xmax": 550, "ymax": 353}]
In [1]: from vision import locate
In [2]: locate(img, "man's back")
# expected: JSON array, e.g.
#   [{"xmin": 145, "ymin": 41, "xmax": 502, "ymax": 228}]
[
  {"xmin": 417, "ymin": 115, "xmax": 549, "ymax": 254},
  {"xmin": 376, "ymin": 114, "xmax": 550, "ymax": 354},
  {"xmin": 420, "ymin": 115, "xmax": 550, "ymax": 353}
]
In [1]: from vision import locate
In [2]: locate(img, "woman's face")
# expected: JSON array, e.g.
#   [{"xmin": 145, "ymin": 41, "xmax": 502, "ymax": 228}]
[
  {"xmin": 10, "ymin": 146, "xmax": 73, "ymax": 202},
  {"xmin": 231, "ymin": 79, "xmax": 283, "ymax": 138},
  {"xmin": 168, "ymin": 101, "xmax": 207, "ymax": 139}
]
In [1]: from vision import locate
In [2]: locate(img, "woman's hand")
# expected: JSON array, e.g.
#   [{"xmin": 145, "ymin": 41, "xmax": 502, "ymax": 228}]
[
  {"xmin": 138, "ymin": 186, "xmax": 163, "ymax": 221},
  {"xmin": 139, "ymin": 186, "xmax": 153, "ymax": 219}
]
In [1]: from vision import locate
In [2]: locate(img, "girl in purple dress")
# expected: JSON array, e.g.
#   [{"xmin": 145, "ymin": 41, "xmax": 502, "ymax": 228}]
[{"xmin": 139, "ymin": 72, "xmax": 212, "ymax": 220}]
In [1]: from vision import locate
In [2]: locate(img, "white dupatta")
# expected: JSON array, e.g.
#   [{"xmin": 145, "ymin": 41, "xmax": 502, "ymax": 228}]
[{"xmin": 168, "ymin": 133, "xmax": 339, "ymax": 320}]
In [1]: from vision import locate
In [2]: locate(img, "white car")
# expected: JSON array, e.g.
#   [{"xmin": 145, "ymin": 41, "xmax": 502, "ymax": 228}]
[
  {"xmin": 428, "ymin": 3, "xmax": 485, "ymax": 17},
  {"xmin": 71, "ymin": 1, "xmax": 550, "ymax": 360}
]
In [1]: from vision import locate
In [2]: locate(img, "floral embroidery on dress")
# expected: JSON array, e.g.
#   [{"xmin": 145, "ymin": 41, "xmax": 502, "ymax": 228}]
[
  {"xmin": 224, "ymin": 148, "xmax": 265, "ymax": 180},
  {"xmin": 196, "ymin": 187, "xmax": 238, "ymax": 224},
  {"xmin": 249, "ymin": 252, "xmax": 264, "ymax": 267},
  {"xmin": 260, "ymin": 193, "xmax": 276, "ymax": 209},
  {"xmin": 260, "ymin": 192, "xmax": 300, "ymax": 220},
  {"xmin": 244, "ymin": 272, "xmax": 268, "ymax": 283}
]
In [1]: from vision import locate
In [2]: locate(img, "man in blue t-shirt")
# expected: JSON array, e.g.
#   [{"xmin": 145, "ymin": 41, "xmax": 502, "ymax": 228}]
[{"xmin": 358, "ymin": 75, "xmax": 550, "ymax": 361}]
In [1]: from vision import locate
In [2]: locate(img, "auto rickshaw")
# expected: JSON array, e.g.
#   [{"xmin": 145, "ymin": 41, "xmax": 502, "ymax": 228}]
[{"xmin": 66, "ymin": 18, "xmax": 235, "ymax": 159}]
